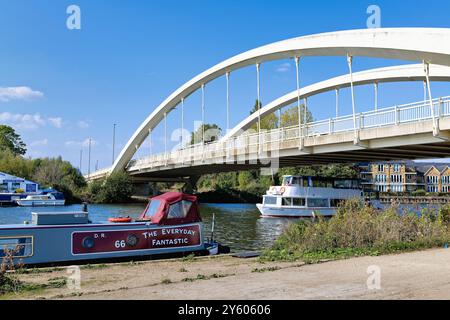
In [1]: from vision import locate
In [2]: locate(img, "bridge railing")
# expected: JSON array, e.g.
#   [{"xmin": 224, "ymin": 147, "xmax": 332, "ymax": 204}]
[{"xmin": 121, "ymin": 96, "xmax": 450, "ymax": 172}]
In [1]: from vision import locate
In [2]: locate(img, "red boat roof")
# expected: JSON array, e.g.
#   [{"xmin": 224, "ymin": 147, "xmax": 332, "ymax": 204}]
[
  {"xmin": 139, "ymin": 192, "xmax": 201, "ymax": 225},
  {"xmin": 151, "ymin": 192, "xmax": 198, "ymax": 204}
]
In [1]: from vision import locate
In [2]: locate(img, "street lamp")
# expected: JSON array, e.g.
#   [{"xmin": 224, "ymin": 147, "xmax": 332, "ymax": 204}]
[{"xmin": 112, "ymin": 123, "xmax": 117, "ymax": 165}]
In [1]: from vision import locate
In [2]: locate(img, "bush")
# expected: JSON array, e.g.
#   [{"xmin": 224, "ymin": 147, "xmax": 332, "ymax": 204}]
[
  {"xmin": 262, "ymin": 199, "xmax": 450, "ymax": 262},
  {"xmin": 413, "ymin": 189, "xmax": 427, "ymax": 196},
  {"xmin": 88, "ymin": 172, "xmax": 133, "ymax": 204}
]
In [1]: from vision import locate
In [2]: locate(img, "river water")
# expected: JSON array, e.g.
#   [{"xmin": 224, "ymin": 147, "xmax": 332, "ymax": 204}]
[{"xmin": 0, "ymin": 203, "xmax": 292, "ymax": 252}]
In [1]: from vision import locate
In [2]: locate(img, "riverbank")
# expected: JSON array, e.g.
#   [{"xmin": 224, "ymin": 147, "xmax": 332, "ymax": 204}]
[{"xmin": 4, "ymin": 248, "xmax": 450, "ymax": 300}]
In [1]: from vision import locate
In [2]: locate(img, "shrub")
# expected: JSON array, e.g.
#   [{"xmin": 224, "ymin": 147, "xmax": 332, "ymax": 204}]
[
  {"xmin": 262, "ymin": 199, "xmax": 450, "ymax": 262},
  {"xmin": 413, "ymin": 189, "xmax": 427, "ymax": 196},
  {"xmin": 89, "ymin": 172, "xmax": 133, "ymax": 203}
]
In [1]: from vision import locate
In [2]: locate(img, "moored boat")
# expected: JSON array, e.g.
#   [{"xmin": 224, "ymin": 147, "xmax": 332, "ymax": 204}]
[
  {"xmin": 0, "ymin": 192, "xmax": 220, "ymax": 266},
  {"xmin": 16, "ymin": 193, "xmax": 65, "ymax": 207},
  {"xmin": 257, "ymin": 175, "xmax": 364, "ymax": 218}
]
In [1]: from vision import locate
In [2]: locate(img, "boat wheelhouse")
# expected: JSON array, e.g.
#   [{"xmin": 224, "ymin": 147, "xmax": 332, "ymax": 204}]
[
  {"xmin": 257, "ymin": 175, "xmax": 363, "ymax": 218},
  {"xmin": 0, "ymin": 192, "xmax": 217, "ymax": 266}
]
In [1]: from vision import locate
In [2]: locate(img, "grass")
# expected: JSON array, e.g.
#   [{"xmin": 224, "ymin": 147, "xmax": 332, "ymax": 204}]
[
  {"xmin": 261, "ymin": 200, "xmax": 450, "ymax": 263},
  {"xmin": 182, "ymin": 273, "xmax": 231, "ymax": 282},
  {"xmin": 181, "ymin": 254, "xmax": 196, "ymax": 262},
  {"xmin": 251, "ymin": 266, "xmax": 281, "ymax": 273}
]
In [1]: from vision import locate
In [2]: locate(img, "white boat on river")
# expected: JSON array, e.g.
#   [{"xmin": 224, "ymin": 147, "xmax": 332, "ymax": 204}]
[
  {"xmin": 16, "ymin": 194, "xmax": 65, "ymax": 207},
  {"xmin": 257, "ymin": 175, "xmax": 364, "ymax": 218}
]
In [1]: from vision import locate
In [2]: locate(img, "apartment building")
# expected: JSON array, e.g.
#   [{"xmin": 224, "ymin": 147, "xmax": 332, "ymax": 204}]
[{"xmin": 358, "ymin": 161, "xmax": 450, "ymax": 193}]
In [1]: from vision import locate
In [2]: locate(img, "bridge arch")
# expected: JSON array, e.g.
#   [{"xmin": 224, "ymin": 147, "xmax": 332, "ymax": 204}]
[
  {"xmin": 222, "ymin": 64, "xmax": 450, "ymax": 139},
  {"xmin": 112, "ymin": 28, "xmax": 450, "ymax": 174}
]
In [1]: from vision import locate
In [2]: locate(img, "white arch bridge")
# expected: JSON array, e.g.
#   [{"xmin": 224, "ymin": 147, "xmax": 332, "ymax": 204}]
[{"xmin": 87, "ymin": 28, "xmax": 450, "ymax": 183}]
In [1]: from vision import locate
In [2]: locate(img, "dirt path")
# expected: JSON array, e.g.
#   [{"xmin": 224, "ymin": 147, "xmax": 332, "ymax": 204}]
[{"xmin": 8, "ymin": 248, "xmax": 450, "ymax": 300}]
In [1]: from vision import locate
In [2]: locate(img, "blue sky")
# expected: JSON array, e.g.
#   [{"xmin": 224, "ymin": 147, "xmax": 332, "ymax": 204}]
[{"xmin": 1, "ymin": 0, "xmax": 450, "ymax": 173}]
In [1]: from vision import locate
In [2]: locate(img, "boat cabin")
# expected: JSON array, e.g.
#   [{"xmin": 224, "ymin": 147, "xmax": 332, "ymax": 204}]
[
  {"xmin": 139, "ymin": 192, "xmax": 202, "ymax": 226},
  {"xmin": 281, "ymin": 175, "xmax": 360, "ymax": 189}
]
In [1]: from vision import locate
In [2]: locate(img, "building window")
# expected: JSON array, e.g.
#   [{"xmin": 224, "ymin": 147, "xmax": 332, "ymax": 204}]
[
  {"xmin": 377, "ymin": 164, "xmax": 385, "ymax": 172},
  {"xmin": 427, "ymin": 176, "xmax": 439, "ymax": 184},
  {"xmin": 427, "ymin": 185, "xmax": 439, "ymax": 193},
  {"xmin": 393, "ymin": 164, "xmax": 401, "ymax": 172},
  {"xmin": 443, "ymin": 186, "xmax": 449, "ymax": 193},
  {"xmin": 391, "ymin": 185, "xmax": 404, "ymax": 192},
  {"xmin": 390, "ymin": 175, "xmax": 403, "ymax": 183},
  {"xmin": 442, "ymin": 176, "xmax": 449, "ymax": 184}
]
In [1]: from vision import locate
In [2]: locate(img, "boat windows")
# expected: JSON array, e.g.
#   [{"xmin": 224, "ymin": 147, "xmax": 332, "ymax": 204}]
[
  {"xmin": 292, "ymin": 198, "xmax": 305, "ymax": 206},
  {"xmin": 143, "ymin": 200, "xmax": 161, "ymax": 219},
  {"xmin": 330, "ymin": 199, "xmax": 344, "ymax": 207},
  {"xmin": 282, "ymin": 176, "xmax": 292, "ymax": 186},
  {"xmin": 167, "ymin": 200, "xmax": 193, "ymax": 219},
  {"xmin": 264, "ymin": 197, "xmax": 277, "ymax": 205},
  {"xmin": 0, "ymin": 236, "xmax": 33, "ymax": 258},
  {"xmin": 308, "ymin": 198, "xmax": 329, "ymax": 208},
  {"xmin": 291, "ymin": 177, "xmax": 301, "ymax": 185},
  {"xmin": 282, "ymin": 198, "xmax": 293, "ymax": 206}
]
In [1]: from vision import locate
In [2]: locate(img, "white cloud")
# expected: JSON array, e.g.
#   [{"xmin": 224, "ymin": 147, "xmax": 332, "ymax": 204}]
[
  {"xmin": 0, "ymin": 112, "xmax": 46, "ymax": 130},
  {"xmin": 276, "ymin": 62, "xmax": 291, "ymax": 73},
  {"xmin": 0, "ymin": 86, "xmax": 44, "ymax": 102},
  {"xmin": 65, "ymin": 138, "xmax": 98, "ymax": 148},
  {"xmin": 30, "ymin": 139, "xmax": 49, "ymax": 146},
  {"xmin": 48, "ymin": 117, "xmax": 63, "ymax": 128},
  {"xmin": 77, "ymin": 120, "xmax": 90, "ymax": 129},
  {"xmin": 0, "ymin": 112, "xmax": 64, "ymax": 130}
]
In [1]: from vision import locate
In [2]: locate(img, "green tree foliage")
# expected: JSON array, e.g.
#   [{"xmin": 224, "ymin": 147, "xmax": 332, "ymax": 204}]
[
  {"xmin": 0, "ymin": 150, "xmax": 35, "ymax": 180},
  {"xmin": 0, "ymin": 125, "xmax": 27, "ymax": 156},
  {"xmin": 280, "ymin": 104, "xmax": 313, "ymax": 127},
  {"xmin": 249, "ymin": 100, "xmax": 279, "ymax": 132},
  {"xmin": 279, "ymin": 164, "xmax": 358, "ymax": 179},
  {"xmin": 90, "ymin": 172, "xmax": 133, "ymax": 203},
  {"xmin": 190, "ymin": 124, "xmax": 222, "ymax": 145},
  {"xmin": 32, "ymin": 157, "xmax": 86, "ymax": 190}
]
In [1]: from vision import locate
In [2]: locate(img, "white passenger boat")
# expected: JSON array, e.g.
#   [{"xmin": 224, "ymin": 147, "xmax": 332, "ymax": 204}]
[
  {"xmin": 16, "ymin": 194, "xmax": 65, "ymax": 207},
  {"xmin": 257, "ymin": 175, "xmax": 364, "ymax": 218}
]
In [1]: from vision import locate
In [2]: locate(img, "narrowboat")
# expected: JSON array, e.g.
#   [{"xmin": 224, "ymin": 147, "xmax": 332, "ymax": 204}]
[
  {"xmin": 257, "ymin": 175, "xmax": 364, "ymax": 218},
  {"xmin": 0, "ymin": 192, "xmax": 219, "ymax": 266}
]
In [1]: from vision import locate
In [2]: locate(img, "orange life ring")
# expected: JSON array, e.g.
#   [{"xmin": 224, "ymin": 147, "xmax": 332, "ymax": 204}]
[
  {"xmin": 108, "ymin": 217, "xmax": 132, "ymax": 223},
  {"xmin": 280, "ymin": 187, "xmax": 286, "ymax": 194}
]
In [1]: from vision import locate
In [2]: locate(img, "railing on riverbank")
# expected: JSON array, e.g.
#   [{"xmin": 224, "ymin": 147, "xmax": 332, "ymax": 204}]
[{"xmin": 379, "ymin": 195, "xmax": 450, "ymax": 204}]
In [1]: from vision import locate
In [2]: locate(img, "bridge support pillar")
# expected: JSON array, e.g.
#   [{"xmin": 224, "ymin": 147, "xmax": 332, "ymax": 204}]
[{"xmin": 183, "ymin": 175, "xmax": 200, "ymax": 194}]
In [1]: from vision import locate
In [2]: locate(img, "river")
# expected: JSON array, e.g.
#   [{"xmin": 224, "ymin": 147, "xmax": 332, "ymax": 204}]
[{"xmin": 0, "ymin": 203, "xmax": 292, "ymax": 252}]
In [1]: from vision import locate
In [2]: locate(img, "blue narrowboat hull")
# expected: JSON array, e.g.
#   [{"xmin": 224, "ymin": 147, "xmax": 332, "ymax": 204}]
[{"xmin": 0, "ymin": 222, "xmax": 205, "ymax": 265}]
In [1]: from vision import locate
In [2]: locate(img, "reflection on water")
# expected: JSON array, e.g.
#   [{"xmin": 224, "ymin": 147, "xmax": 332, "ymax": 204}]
[
  {"xmin": 0, "ymin": 203, "xmax": 292, "ymax": 253},
  {"xmin": 200, "ymin": 204, "xmax": 292, "ymax": 252}
]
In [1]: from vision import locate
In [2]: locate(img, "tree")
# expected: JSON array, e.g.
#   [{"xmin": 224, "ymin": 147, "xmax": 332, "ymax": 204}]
[
  {"xmin": 280, "ymin": 104, "xmax": 313, "ymax": 128},
  {"xmin": 249, "ymin": 100, "xmax": 279, "ymax": 132},
  {"xmin": 190, "ymin": 124, "xmax": 222, "ymax": 145},
  {"xmin": 94, "ymin": 172, "xmax": 134, "ymax": 203},
  {"xmin": 0, "ymin": 149, "xmax": 35, "ymax": 179},
  {"xmin": 0, "ymin": 125, "xmax": 26, "ymax": 156}
]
